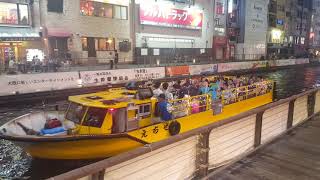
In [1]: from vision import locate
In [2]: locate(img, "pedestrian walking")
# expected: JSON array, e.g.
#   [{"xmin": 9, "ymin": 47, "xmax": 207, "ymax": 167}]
[
  {"xmin": 109, "ymin": 52, "xmax": 114, "ymax": 69},
  {"xmin": 114, "ymin": 50, "xmax": 119, "ymax": 69}
]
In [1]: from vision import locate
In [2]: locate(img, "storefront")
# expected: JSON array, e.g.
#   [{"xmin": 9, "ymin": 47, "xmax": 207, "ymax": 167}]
[
  {"xmin": 46, "ymin": 28, "xmax": 72, "ymax": 59},
  {"xmin": 0, "ymin": 1, "xmax": 43, "ymax": 69},
  {"xmin": 212, "ymin": 36, "xmax": 228, "ymax": 60},
  {"xmin": 0, "ymin": 27, "xmax": 42, "ymax": 68}
]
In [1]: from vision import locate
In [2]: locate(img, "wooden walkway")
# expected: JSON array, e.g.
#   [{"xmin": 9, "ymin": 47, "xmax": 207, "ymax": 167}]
[{"xmin": 209, "ymin": 116, "xmax": 320, "ymax": 180}]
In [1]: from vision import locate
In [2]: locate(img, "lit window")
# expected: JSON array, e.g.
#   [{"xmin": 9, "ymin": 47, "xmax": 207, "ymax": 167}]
[
  {"xmin": 47, "ymin": 0, "xmax": 63, "ymax": 13},
  {"xmin": 216, "ymin": 2, "xmax": 225, "ymax": 15},
  {"xmin": 81, "ymin": 37, "xmax": 88, "ymax": 51},
  {"xmin": 0, "ymin": 2, "xmax": 30, "ymax": 25},
  {"xmin": 80, "ymin": 0, "xmax": 127, "ymax": 20},
  {"xmin": 121, "ymin": 6, "xmax": 127, "ymax": 19},
  {"xmin": 301, "ymin": 37, "xmax": 305, "ymax": 44},
  {"xmin": 82, "ymin": 37, "xmax": 116, "ymax": 51},
  {"xmin": 113, "ymin": 5, "xmax": 121, "ymax": 19},
  {"xmin": 0, "ymin": 2, "xmax": 18, "ymax": 24},
  {"xmin": 19, "ymin": 4, "xmax": 29, "ymax": 25}
]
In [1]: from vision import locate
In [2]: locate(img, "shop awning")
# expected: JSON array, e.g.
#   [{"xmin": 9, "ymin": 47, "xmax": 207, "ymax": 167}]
[
  {"xmin": 47, "ymin": 28, "xmax": 71, "ymax": 37},
  {"xmin": 0, "ymin": 27, "xmax": 40, "ymax": 41}
]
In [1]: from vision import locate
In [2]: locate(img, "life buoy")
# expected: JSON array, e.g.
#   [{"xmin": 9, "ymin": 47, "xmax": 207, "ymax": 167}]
[{"xmin": 169, "ymin": 121, "xmax": 181, "ymax": 136}]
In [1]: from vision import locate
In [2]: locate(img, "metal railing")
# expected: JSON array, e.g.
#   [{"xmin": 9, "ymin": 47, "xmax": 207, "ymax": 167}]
[
  {"xmin": 221, "ymin": 81, "xmax": 274, "ymax": 105},
  {"xmin": 49, "ymin": 88, "xmax": 320, "ymax": 180},
  {"xmin": 0, "ymin": 56, "xmax": 309, "ymax": 75}
]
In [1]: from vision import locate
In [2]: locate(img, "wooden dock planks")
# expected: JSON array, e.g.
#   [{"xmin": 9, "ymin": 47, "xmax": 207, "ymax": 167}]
[{"xmin": 209, "ymin": 116, "xmax": 320, "ymax": 180}]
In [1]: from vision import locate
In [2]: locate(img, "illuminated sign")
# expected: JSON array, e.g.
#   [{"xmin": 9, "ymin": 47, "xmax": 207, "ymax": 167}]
[
  {"xmin": 140, "ymin": 4, "xmax": 203, "ymax": 30},
  {"xmin": 276, "ymin": 19, "xmax": 284, "ymax": 25},
  {"xmin": 271, "ymin": 29, "xmax": 282, "ymax": 43},
  {"xmin": 90, "ymin": 0, "xmax": 129, "ymax": 6}
]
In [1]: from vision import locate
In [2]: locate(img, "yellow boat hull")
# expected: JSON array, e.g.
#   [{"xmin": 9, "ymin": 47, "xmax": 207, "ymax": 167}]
[
  {"xmin": 18, "ymin": 137, "xmax": 143, "ymax": 160},
  {"xmin": 8, "ymin": 92, "xmax": 272, "ymax": 160}
]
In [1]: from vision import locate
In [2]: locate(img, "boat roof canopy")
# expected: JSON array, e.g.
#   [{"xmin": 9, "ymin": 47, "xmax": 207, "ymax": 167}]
[{"xmin": 68, "ymin": 88, "xmax": 154, "ymax": 109}]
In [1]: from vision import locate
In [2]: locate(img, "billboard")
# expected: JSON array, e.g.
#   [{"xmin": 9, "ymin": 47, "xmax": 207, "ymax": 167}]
[
  {"xmin": 80, "ymin": 67, "xmax": 165, "ymax": 86},
  {"xmin": 0, "ymin": 72, "xmax": 80, "ymax": 96},
  {"xmin": 166, "ymin": 66, "xmax": 190, "ymax": 76},
  {"xmin": 140, "ymin": 4, "xmax": 203, "ymax": 29}
]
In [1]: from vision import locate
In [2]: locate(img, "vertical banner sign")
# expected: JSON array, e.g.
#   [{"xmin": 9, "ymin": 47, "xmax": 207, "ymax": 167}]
[{"xmin": 140, "ymin": 4, "xmax": 203, "ymax": 29}]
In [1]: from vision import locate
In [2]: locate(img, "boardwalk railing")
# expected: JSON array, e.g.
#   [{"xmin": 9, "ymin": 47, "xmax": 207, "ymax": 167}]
[{"xmin": 50, "ymin": 88, "xmax": 320, "ymax": 180}]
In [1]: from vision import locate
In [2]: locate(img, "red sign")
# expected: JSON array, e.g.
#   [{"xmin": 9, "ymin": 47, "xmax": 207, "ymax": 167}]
[
  {"xmin": 166, "ymin": 66, "xmax": 190, "ymax": 76},
  {"xmin": 213, "ymin": 36, "xmax": 227, "ymax": 45},
  {"xmin": 140, "ymin": 4, "xmax": 203, "ymax": 29}
]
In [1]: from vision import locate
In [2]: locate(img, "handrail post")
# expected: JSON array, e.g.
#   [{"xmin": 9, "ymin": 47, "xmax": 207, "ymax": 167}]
[
  {"xmin": 254, "ymin": 111, "xmax": 264, "ymax": 148},
  {"xmin": 308, "ymin": 92, "xmax": 316, "ymax": 117},
  {"xmin": 196, "ymin": 130, "xmax": 211, "ymax": 178},
  {"xmin": 287, "ymin": 100, "xmax": 296, "ymax": 129},
  {"xmin": 272, "ymin": 81, "xmax": 277, "ymax": 101},
  {"xmin": 91, "ymin": 169, "xmax": 105, "ymax": 180}
]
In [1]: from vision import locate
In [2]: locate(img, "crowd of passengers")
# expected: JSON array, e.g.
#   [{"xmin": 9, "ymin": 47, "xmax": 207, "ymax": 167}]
[{"xmin": 142, "ymin": 75, "xmax": 269, "ymax": 121}]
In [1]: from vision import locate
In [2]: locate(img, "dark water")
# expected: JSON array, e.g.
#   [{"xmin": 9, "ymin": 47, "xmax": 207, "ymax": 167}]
[
  {"xmin": 1, "ymin": 65, "xmax": 320, "ymax": 179},
  {"xmin": 261, "ymin": 66, "xmax": 320, "ymax": 99}
]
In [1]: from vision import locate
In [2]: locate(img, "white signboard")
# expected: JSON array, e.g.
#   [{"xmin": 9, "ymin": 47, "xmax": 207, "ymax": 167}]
[
  {"xmin": 141, "ymin": 48, "xmax": 148, "ymax": 56},
  {"xmin": 153, "ymin": 49, "xmax": 160, "ymax": 56},
  {"xmin": 218, "ymin": 61, "xmax": 267, "ymax": 72},
  {"xmin": 243, "ymin": 0, "xmax": 269, "ymax": 56},
  {"xmin": 80, "ymin": 67, "xmax": 166, "ymax": 86},
  {"xmin": 275, "ymin": 59, "xmax": 296, "ymax": 67},
  {"xmin": 26, "ymin": 49, "xmax": 44, "ymax": 62},
  {"xmin": 295, "ymin": 58, "xmax": 309, "ymax": 65},
  {"xmin": 91, "ymin": 0, "xmax": 129, "ymax": 6},
  {"xmin": 189, "ymin": 64, "xmax": 218, "ymax": 75},
  {"xmin": 0, "ymin": 72, "xmax": 80, "ymax": 96}
]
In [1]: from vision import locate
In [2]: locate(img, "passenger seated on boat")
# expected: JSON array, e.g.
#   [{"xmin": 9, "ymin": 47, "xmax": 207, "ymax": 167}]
[
  {"xmin": 191, "ymin": 98, "xmax": 200, "ymax": 114},
  {"xmin": 157, "ymin": 94, "xmax": 172, "ymax": 121}
]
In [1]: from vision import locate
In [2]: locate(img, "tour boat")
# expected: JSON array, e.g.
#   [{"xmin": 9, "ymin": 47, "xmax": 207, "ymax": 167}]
[{"xmin": 0, "ymin": 79, "xmax": 274, "ymax": 159}]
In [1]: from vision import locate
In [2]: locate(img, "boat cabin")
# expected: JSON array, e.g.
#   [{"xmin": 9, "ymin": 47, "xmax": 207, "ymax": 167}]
[{"xmin": 66, "ymin": 88, "xmax": 157, "ymax": 135}]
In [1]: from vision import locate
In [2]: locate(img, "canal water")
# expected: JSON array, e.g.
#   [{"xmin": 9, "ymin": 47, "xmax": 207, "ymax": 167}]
[{"xmin": 1, "ymin": 65, "xmax": 320, "ymax": 179}]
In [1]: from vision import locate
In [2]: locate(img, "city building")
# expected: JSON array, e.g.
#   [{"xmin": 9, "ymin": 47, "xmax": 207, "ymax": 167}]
[
  {"xmin": 39, "ymin": 0, "xmax": 132, "ymax": 64},
  {"xmin": 235, "ymin": 0, "xmax": 270, "ymax": 60},
  {"xmin": 309, "ymin": 0, "xmax": 320, "ymax": 56},
  {"xmin": 267, "ymin": 0, "xmax": 287, "ymax": 58},
  {"xmin": 133, "ymin": 0, "xmax": 214, "ymax": 63},
  {"xmin": 0, "ymin": 0, "xmax": 43, "ymax": 69},
  {"xmin": 285, "ymin": 0, "xmax": 312, "ymax": 57},
  {"xmin": 226, "ymin": 0, "xmax": 238, "ymax": 60},
  {"xmin": 212, "ymin": 0, "xmax": 229, "ymax": 60}
]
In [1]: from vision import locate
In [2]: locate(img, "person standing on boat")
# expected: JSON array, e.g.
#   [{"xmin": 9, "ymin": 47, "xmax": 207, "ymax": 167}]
[
  {"xmin": 158, "ymin": 94, "xmax": 172, "ymax": 121},
  {"xmin": 153, "ymin": 82, "xmax": 163, "ymax": 98},
  {"xmin": 162, "ymin": 82, "xmax": 173, "ymax": 100},
  {"xmin": 199, "ymin": 81, "xmax": 210, "ymax": 95}
]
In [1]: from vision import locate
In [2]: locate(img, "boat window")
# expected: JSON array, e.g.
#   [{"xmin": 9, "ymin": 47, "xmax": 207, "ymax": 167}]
[
  {"xmin": 112, "ymin": 108, "xmax": 127, "ymax": 133},
  {"xmin": 83, "ymin": 107, "xmax": 107, "ymax": 128},
  {"xmin": 66, "ymin": 103, "xmax": 87, "ymax": 124},
  {"xmin": 138, "ymin": 104, "xmax": 151, "ymax": 118}
]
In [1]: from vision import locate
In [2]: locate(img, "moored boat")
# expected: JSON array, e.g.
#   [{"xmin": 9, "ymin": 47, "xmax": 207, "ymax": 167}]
[{"xmin": 0, "ymin": 78, "xmax": 274, "ymax": 159}]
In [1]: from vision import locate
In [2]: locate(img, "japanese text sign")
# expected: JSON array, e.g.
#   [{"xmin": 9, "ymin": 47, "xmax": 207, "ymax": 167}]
[{"xmin": 140, "ymin": 4, "xmax": 203, "ymax": 29}]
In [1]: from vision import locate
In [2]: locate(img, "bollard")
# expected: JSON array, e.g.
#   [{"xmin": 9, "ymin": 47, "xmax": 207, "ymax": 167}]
[{"xmin": 211, "ymin": 100, "xmax": 223, "ymax": 115}]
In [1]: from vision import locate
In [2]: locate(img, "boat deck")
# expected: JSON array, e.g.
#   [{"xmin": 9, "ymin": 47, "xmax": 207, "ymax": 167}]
[{"xmin": 209, "ymin": 115, "xmax": 320, "ymax": 180}]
